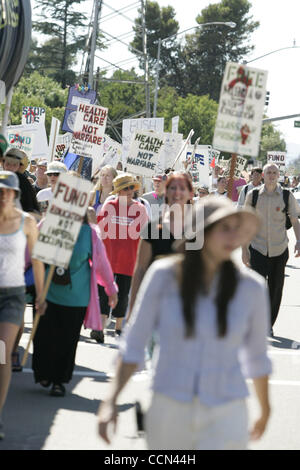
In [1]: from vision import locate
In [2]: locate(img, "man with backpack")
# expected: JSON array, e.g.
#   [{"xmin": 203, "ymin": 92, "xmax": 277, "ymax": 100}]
[
  {"xmin": 237, "ymin": 167, "xmax": 263, "ymax": 208},
  {"xmin": 242, "ymin": 163, "xmax": 300, "ymax": 336}
]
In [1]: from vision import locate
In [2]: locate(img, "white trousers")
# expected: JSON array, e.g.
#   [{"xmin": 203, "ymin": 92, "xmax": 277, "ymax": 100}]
[{"xmin": 145, "ymin": 392, "xmax": 248, "ymax": 450}]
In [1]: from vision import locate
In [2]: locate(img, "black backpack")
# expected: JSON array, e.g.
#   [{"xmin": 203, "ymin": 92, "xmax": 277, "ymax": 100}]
[{"xmin": 251, "ymin": 188, "xmax": 292, "ymax": 230}]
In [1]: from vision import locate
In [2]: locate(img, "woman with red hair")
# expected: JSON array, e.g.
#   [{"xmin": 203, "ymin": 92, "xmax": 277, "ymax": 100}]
[{"xmin": 127, "ymin": 172, "xmax": 194, "ymax": 320}]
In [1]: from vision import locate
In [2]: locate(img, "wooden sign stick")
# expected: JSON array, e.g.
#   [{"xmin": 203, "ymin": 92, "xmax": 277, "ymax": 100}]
[
  {"xmin": 21, "ymin": 265, "xmax": 56, "ymax": 367},
  {"xmin": 227, "ymin": 153, "xmax": 237, "ymax": 201}
]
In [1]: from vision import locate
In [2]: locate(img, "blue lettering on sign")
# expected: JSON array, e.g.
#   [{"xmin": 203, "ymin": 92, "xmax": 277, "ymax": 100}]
[{"xmin": 187, "ymin": 152, "xmax": 205, "ymax": 166}]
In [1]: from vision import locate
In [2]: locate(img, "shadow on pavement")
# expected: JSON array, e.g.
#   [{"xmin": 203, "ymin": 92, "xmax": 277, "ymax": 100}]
[{"xmin": 0, "ymin": 347, "xmax": 134, "ymax": 450}]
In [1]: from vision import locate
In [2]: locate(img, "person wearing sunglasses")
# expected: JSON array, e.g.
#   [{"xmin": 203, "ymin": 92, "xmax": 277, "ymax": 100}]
[
  {"xmin": 36, "ymin": 161, "xmax": 68, "ymax": 213},
  {"xmin": 97, "ymin": 174, "xmax": 148, "ymax": 337}
]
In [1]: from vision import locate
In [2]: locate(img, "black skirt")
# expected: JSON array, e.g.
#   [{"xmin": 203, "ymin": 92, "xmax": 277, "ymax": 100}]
[{"xmin": 32, "ymin": 301, "xmax": 86, "ymax": 384}]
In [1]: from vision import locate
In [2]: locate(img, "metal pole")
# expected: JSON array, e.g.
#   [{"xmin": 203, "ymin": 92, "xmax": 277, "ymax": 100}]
[
  {"xmin": 153, "ymin": 38, "xmax": 161, "ymax": 118},
  {"xmin": 88, "ymin": 0, "xmax": 102, "ymax": 88},
  {"xmin": 141, "ymin": 0, "xmax": 150, "ymax": 117}
]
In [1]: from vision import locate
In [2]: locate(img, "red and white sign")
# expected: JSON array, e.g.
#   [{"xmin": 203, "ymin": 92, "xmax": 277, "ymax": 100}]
[{"xmin": 70, "ymin": 102, "xmax": 108, "ymax": 158}]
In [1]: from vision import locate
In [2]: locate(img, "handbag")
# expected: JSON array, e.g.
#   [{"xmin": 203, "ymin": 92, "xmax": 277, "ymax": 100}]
[{"xmin": 52, "ymin": 266, "xmax": 71, "ymax": 285}]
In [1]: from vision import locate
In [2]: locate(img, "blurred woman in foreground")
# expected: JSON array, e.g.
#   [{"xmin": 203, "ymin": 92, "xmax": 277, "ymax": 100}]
[{"xmin": 98, "ymin": 196, "xmax": 272, "ymax": 450}]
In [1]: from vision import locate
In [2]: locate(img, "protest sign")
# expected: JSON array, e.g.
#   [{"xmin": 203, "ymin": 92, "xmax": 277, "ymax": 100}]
[
  {"xmin": 162, "ymin": 132, "xmax": 183, "ymax": 170},
  {"xmin": 172, "ymin": 115, "xmax": 179, "ymax": 134},
  {"xmin": 213, "ymin": 62, "xmax": 268, "ymax": 157},
  {"xmin": 209, "ymin": 148, "xmax": 220, "ymax": 165},
  {"xmin": 32, "ymin": 173, "xmax": 92, "ymax": 268},
  {"xmin": 52, "ymin": 133, "xmax": 72, "ymax": 160},
  {"xmin": 69, "ymin": 102, "xmax": 108, "ymax": 159},
  {"xmin": 223, "ymin": 155, "xmax": 247, "ymax": 178},
  {"xmin": 6, "ymin": 123, "xmax": 49, "ymax": 160},
  {"xmin": 22, "ymin": 106, "xmax": 46, "ymax": 126},
  {"xmin": 48, "ymin": 117, "xmax": 61, "ymax": 161},
  {"xmin": 185, "ymin": 145, "xmax": 210, "ymax": 186},
  {"xmin": 122, "ymin": 117, "xmax": 164, "ymax": 167},
  {"xmin": 171, "ymin": 129, "xmax": 194, "ymax": 171},
  {"xmin": 92, "ymin": 134, "xmax": 122, "ymax": 173},
  {"xmin": 62, "ymin": 85, "xmax": 97, "ymax": 133},
  {"xmin": 6, "ymin": 128, "xmax": 34, "ymax": 157},
  {"xmin": 126, "ymin": 130, "xmax": 165, "ymax": 177},
  {"xmin": 267, "ymin": 151, "xmax": 286, "ymax": 177}
]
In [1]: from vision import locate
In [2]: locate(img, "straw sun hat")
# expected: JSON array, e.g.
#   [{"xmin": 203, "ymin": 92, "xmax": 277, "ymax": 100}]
[
  {"xmin": 174, "ymin": 195, "xmax": 260, "ymax": 252},
  {"xmin": 4, "ymin": 148, "xmax": 29, "ymax": 173},
  {"xmin": 110, "ymin": 173, "xmax": 140, "ymax": 195}
]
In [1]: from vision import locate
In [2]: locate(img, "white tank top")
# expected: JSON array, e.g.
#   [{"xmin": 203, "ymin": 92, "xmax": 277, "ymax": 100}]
[{"xmin": 0, "ymin": 214, "xmax": 27, "ymax": 287}]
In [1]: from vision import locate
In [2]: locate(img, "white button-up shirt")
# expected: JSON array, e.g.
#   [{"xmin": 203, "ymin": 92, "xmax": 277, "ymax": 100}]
[
  {"xmin": 120, "ymin": 257, "xmax": 272, "ymax": 405},
  {"xmin": 245, "ymin": 184, "xmax": 299, "ymax": 257}
]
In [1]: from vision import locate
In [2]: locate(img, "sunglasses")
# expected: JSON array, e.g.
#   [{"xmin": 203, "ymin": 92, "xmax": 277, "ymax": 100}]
[
  {"xmin": 121, "ymin": 185, "xmax": 135, "ymax": 191},
  {"xmin": 47, "ymin": 172, "xmax": 60, "ymax": 177}
]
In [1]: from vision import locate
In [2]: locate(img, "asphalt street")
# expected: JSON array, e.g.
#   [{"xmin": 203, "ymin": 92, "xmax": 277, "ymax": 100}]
[{"xmin": 2, "ymin": 235, "xmax": 300, "ymax": 450}]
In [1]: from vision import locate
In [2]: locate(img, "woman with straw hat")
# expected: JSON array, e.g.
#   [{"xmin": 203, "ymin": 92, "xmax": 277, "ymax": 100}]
[
  {"xmin": 97, "ymin": 173, "xmax": 148, "ymax": 337},
  {"xmin": 98, "ymin": 196, "xmax": 272, "ymax": 450}
]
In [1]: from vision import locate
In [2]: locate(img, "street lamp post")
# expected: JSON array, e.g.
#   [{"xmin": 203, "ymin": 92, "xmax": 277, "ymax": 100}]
[{"xmin": 153, "ymin": 21, "xmax": 236, "ymax": 117}]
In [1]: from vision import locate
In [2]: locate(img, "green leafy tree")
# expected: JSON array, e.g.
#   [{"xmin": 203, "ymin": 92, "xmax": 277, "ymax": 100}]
[
  {"xmin": 157, "ymin": 86, "xmax": 218, "ymax": 143},
  {"xmin": 31, "ymin": 0, "xmax": 89, "ymax": 87},
  {"xmin": 130, "ymin": 1, "xmax": 182, "ymax": 88},
  {"xmin": 98, "ymin": 69, "xmax": 147, "ymax": 141},
  {"xmin": 182, "ymin": 0, "xmax": 259, "ymax": 100},
  {"xmin": 9, "ymin": 72, "xmax": 68, "ymax": 135},
  {"xmin": 259, "ymin": 122, "xmax": 287, "ymax": 164}
]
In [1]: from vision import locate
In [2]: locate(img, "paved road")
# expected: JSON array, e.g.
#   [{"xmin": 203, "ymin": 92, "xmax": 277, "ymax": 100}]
[{"xmin": 2, "ymin": 235, "xmax": 300, "ymax": 450}]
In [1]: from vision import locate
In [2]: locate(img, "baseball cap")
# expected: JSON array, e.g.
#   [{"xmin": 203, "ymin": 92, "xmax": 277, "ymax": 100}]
[
  {"xmin": 0, "ymin": 171, "xmax": 20, "ymax": 193},
  {"xmin": 152, "ymin": 174, "xmax": 167, "ymax": 182},
  {"xmin": 45, "ymin": 161, "xmax": 68, "ymax": 175},
  {"xmin": 37, "ymin": 159, "xmax": 48, "ymax": 167}
]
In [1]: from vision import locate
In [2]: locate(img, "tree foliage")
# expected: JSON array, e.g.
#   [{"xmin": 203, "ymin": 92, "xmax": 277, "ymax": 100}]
[
  {"xmin": 259, "ymin": 122, "xmax": 287, "ymax": 163},
  {"xmin": 30, "ymin": 0, "xmax": 89, "ymax": 87},
  {"xmin": 157, "ymin": 87, "xmax": 218, "ymax": 144},
  {"xmin": 181, "ymin": 0, "xmax": 259, "ymax": 100},
  {"xmin": 9, "ymin": 72, "xmax": 68, "ymax": 134}
]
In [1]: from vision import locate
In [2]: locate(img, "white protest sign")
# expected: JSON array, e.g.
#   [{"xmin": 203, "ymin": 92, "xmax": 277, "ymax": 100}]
[
  {"xmin": 22, "ymin": 106, "xmax": 46, "ymax": 126},
  {"xmin": 122, "ymin": 117, "xmax": 164, "ymax": 167},
  {"xmin": 218, "ymin": 157, "xmax": 231, "ymax": 172},
  {"xmin": 126, "ymin": 130, "xmax": 165, "ymax": 177},
  {"xmin": 93, "ymin": 134, "xmax": 122, "ymax": 173},
  {"xmin": 209, "ymin": 148, "xmax": 220, "ymax": 165},
  {"xmin": 213, "ymin": 62, "xmax": 268, "ymax": 157},
  {"xmin": 223, "ymin": 155, "xmax": 248, "ymax": 178},
  {"xmin": 48, "ymin": 117, "xmax": 61, "ymax": 161},
  {"xmin": 6, "ymin": 124, "xmax": 49, "ymax": 160},
  {"xmin": 185, "ymin": 145, "xmax": 210, "ymax": 186},
  {"xmin": 53, "ymin": 133, "xmax": 72, "ymax": 160},
  {"xmin": 267, "ymin": 151, "xmax": 286, "ymax": 175},
  {"xmin": 32, "ymin": 174, "xmax": 93, "ymax": 269},
  {"xmin": 172, "ymin": 115, "xmax": 179, "ymax": 134},
  {"xmin": 6, "ymin": 129, "xmax": 34, "ymax": 157},
  {"xmin": 69, "ymin": 102, "xmax": 108, "ymax": 158},
  {"xmin": 162, "ymin": 132, "xmax": 183, "ymax": 170}
]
